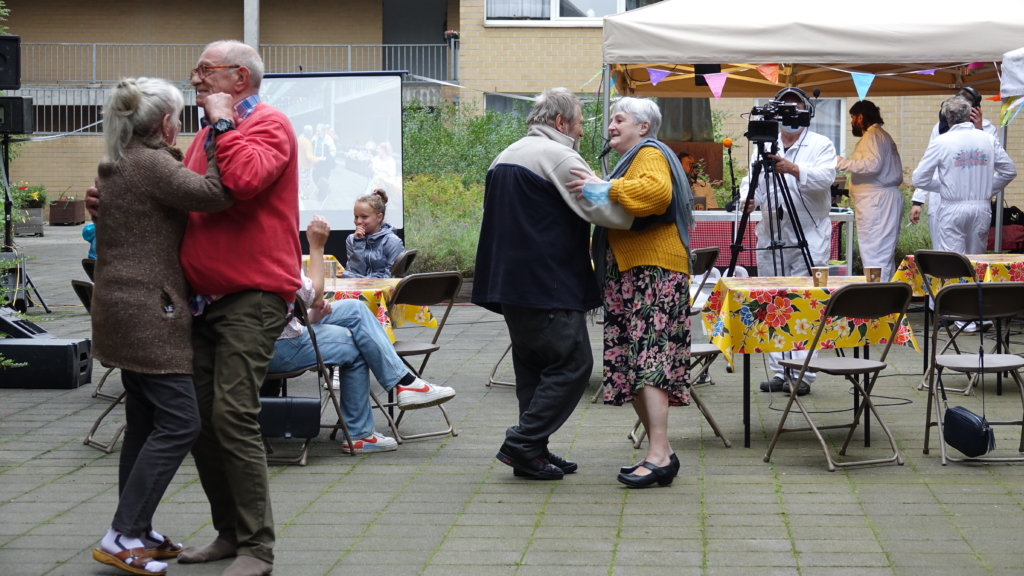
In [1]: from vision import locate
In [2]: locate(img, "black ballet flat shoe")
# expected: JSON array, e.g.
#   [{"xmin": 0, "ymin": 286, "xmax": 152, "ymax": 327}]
[
  {"xmin": 497, "ymin": 450, "xmax": 563, "ymax": 480},
  {"xmin": 617, "ymin": 460, "xmax": 676, "ymax": 488},
  {"xmin": 669, "ymin": 453, "xmax": 680, "ymax": 475},
  {"xmin": 620, "ymin": 461, "xmax": 646, "ymax": 474}
]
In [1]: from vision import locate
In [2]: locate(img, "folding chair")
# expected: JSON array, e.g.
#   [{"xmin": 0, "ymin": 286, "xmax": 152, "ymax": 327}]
[
  {"xmin": 630, "ymin": 247, "xmax": 732, "ymax": 448},
  {"xmin": 923, "ymin": 282, "xmax": 1024, "ymax": 464},
  {"xmin": 486, "ymin": 343, "xmax": 516, "ymax": 388},
  {"xmin": 71, "ymin": 280, "xmax": 120, "ymax": 402},
  {"xmin": 262, "ymin": 303, "xmax": 359, "ymax": 465},
  {"xmin": 389, "ymin": 249, "xmax": 419, "ymax": 278},
  {"xmin": 82, "ymin": 258, "xmax": 96, "ymax": 281},
  {"xmin": 377, "ymin": 271, "xmax": 463, "ymax": 441},
  {"xmin": 914, "ymin": 250, "xmax": 982, "ymax": 394},
  {"xmin": 71, "ymin": 279, "xmax": 127, "ymax": 453},
  {"xmin": 764, "ymin": 282, "xmax": 912, "ymax": 471}
]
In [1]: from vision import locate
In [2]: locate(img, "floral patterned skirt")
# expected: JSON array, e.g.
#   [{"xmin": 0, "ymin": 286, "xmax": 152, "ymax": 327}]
[{"xmin": 601, "ymin": 250, "xmax": 691, "ymax": 407}]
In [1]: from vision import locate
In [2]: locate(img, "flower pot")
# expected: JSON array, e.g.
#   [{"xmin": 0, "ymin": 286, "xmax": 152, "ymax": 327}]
[
  {"xmin": 49, "ymin": 200, "xmax": 87, "ymax": 226},
  {"xmin": 14, "ymin": 207, "xmax": 44, "ymax": 237}
]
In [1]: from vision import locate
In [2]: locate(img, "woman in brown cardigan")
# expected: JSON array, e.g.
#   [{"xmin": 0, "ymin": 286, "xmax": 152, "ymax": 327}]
[{"xmin": 90, "ymin": 77, "xmax": 234, "ymax": 576}]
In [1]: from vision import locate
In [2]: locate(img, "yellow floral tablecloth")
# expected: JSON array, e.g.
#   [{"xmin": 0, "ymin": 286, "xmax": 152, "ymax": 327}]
[
  {"xmin": 323, "ymin": 278, "xmax": 437, "ymax": 343},
  {"xmin": 701, "ymin": 276, "xmax": 918, "ymax": 364},
  {"xmin": 891, "ymin": 254, "xmax": 1024, "ymax": 297}
]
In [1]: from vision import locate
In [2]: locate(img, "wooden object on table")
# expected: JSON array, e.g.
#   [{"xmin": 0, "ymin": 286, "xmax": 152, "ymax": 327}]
[
  {"xmin": 663, "ymin": 141, "xmax": 723, "ymax": 182},
  {"xmin": 49, "ymin": 199, "xmax": 87, "ymax": 226}
]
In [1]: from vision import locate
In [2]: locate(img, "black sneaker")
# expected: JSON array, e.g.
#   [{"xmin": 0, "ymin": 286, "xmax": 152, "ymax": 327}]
[
  {"xmin": 759, "ymin": 376, "xmax": 785, "ymax": 392},
  {"xmin": 497, "ymin": 450, "xmax": 563, "ymax": 480},
  {"xmin": 514, "ymin": 452, "xmax": 577, "ymax": 476},
  {"xmin": 782, "ymin": 380, "xmax": 811, "ymax": 396}
]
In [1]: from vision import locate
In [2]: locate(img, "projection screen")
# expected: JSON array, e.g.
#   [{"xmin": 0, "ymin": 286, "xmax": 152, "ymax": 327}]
[{"xmin": 260, "ymin": 72, "xmax": 404, "ymax": 234}]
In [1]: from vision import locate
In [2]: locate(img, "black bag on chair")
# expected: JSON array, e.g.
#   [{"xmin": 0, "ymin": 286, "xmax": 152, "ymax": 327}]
[
  {"xmin": 939, "ymin": 282, "xmax": 995, "ymax": 458},
  {"xmin": 258, "ymin": 396, "xmax": 322, "ymax": 440}
]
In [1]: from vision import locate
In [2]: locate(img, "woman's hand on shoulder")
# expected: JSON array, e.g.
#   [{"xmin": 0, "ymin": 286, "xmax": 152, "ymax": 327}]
[{"xmin": 566, "ymin": 169, "xmax": 607, "ymax": 199}]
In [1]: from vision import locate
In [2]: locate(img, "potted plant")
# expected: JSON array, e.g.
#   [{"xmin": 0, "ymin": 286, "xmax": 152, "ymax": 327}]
[
  {"xmin": 444, "ymin": 29, "xmax": 459, "ymax": 47},
  {"xmin": 10, "ymin": 181, "xmax": 47, "ymax": 237},
  {"xmin": 48, "ymin": 187, "xmax": 87, "ymax": 226}
]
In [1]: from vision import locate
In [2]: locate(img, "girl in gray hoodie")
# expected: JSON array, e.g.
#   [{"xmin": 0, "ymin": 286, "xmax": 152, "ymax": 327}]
[{"xmin": 342, "ymin": 189, "xmax": 405, "ymax": 278}]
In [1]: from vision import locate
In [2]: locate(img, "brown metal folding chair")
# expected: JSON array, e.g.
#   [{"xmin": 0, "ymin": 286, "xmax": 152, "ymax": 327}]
[
  {"xmin": 914, "ymin": 250, "xmax": 985, "ymax": 395},
  {"xmin": 764, "ymin": 282, "xmax": 913, "ymax": 471},
  {"xmin": 262, "ymin": 303, "xmax": 359, "ymax": 466},
  {"xmin": 379, "ymin": 271, "xmax": 463, "ymax": 441},
  {"xmin": 923, "ymin": 282, "xmax": 1024, "ymax": 464},
  {"xmin": 389, "ymin": 249, "xmax": 419, "ymax": 278},
  {"xmin": 629, "ymin": 247, "xmax": 732, "ymax": 448},
  {"xmin": 72, "ymin": 279, "xmax": 127, "ymax": 453},
  {"xmin": 81, "ymin": 258, "xmax": 96, "ymax": 281}
]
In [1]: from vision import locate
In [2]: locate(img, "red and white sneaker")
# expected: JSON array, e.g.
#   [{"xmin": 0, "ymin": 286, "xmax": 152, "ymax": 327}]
[
  {"xmin": 341, "ymin": 432, "xmax": 398, "ymax": 453},
  {"xmin": 396, "ymin": 378, "xmax": 456, "ymax": 410}
]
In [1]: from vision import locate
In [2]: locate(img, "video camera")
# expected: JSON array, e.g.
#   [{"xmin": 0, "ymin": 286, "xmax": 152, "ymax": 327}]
[{"xmin": 745, "ymin": 99, "xmax": 812, "ymax": 143}]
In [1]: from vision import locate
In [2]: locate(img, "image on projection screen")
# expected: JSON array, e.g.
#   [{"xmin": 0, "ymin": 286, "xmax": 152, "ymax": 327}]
[{"xmin": 259, "ymin": 73, "xmax": 404, "ymax": 231}]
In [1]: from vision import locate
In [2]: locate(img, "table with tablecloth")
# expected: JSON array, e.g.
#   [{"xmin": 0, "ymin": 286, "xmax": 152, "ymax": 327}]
[
  {"xmin": 891, "ymin": 254, "xmax": 1024, "ymax": 297},
  {"xmin": 701, "ymin": 276, "xmax": 919, "ymax": 447},
  {"xmin": 322, "ymin": 278, "xmax": 437, "ymax": 343}
]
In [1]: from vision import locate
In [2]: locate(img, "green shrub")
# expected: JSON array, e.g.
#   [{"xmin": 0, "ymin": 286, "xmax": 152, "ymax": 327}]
[{"xmin": 403, "ymin": 174, "xmax": 484, "ymax": 277}]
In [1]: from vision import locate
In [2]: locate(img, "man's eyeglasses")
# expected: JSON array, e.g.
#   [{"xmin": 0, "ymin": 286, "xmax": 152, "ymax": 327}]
[{"xmin": 188, "ymin": 65, "xmax": 240, "ymax": 81}]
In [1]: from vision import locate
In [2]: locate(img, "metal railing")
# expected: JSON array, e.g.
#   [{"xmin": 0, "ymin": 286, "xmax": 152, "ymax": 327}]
[
  {"xmin": 13, "ymin": 87, "xmax": 201, "ymax": 135},
  {"xmin": 22, "ymin": 43, "xmax": 459, "ymax": 85}
]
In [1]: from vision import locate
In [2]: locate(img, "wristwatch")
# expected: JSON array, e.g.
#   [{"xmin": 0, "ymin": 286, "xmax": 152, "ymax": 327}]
[{"xmin": 211, "ymin": 118, "xmax": 235, "ymax": 136}]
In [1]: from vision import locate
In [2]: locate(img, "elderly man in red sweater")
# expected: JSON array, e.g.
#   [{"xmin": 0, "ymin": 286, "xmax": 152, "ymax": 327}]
[{"xmin": 175, "ymin": 41, "xmax": 297, "ymax": 576}]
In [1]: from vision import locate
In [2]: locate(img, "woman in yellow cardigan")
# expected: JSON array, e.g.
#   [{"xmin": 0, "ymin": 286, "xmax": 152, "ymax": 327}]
[{"xmin": 568, "ymin": 97, "xmax": 695, "ymax": 488}]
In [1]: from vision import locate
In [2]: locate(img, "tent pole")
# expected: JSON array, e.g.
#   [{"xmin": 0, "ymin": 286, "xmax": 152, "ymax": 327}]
[
  {"xmin": 995, "ymin": 124, "xmax": 1008, "ymax": 253},
  {"xmin": 602, "ymin": 64, "xmax": 611, "ymax": 178}
]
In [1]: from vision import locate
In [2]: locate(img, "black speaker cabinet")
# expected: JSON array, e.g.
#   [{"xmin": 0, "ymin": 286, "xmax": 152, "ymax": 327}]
[
  {"xmin": 0, "ymin": 307, "xmax": 53, "ymax": 338},
  {"xmin": 0, "ymin": 96, "xmax": 32, "ymax": 134},
  {"xmin": 0, "ymin": 339, "xmax": 92, "ymax": 389},
  {"xmin": 0, "ymin": 35, "xmax": 20, "ymax": 90}
]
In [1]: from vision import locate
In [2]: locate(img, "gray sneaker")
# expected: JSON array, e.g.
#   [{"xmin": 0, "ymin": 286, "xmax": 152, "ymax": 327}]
[
  {"xmin": 783, "ymin": 380, "xmax": 811, "ymax": 396},
  {"xmin": 759, "ymin": 376, "xmax": 785, "ymax": 392}
]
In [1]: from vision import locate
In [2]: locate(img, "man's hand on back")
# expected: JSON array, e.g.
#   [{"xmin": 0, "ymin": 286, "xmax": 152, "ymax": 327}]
[
  {"xmin": 85, "ymin": 177, "xmax": 100, "ymax": 219},
  {"xmin": 203, "ymin": 93, "xmax": 236, "ymax": 124}
]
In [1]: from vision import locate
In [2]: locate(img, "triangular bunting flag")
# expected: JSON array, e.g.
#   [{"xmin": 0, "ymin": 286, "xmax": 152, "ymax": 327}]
[
  {"xmin": 647, "ymin": 68, "xmax": 671, "ymax": 86},
  {"xmin": 704, "ymin": 73, "xmax": 728, "ymax": 99},
  {"xmin": 967, "ymin": 62, "xmax": 985, "ymax": 70},
  {"xmin": 916, "ymin": 68, "xmax": 937, "ymax": 75},
  {"xmin": 756, "ymin": 64, "xmax": 779, "ymax": 84},
  {"xmin": 986, "ymin": 95, "xmax": 1001, "ymax": 102},
  {"xmin": 851, "ymin": 72, "xmax": 874, "ymax": 100}
]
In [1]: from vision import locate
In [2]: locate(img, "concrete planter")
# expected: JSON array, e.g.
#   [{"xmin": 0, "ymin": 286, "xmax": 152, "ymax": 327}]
[
  {"xmin": 14, "ymin": 207, "xmax": 44, "ymax": 237},
  {"xmin": 49, "ymin": 200, "xmax": 87, "ymax": 226}
]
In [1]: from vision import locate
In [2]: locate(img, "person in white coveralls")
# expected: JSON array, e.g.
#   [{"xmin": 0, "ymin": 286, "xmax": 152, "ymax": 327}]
[
  {"xmin": 912, "ymin": 96, "xmax": 1016, "ymax": 255},
  {"xmin": 836, "ymin": 100, "xmax": 904, "ymax": 283},
  {"xmin": 741, "ymin": 87, "xmax": 837, "ymax": 397}
]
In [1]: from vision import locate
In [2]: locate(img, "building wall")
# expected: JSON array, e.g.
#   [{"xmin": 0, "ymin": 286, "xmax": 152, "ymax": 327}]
[{"xmin": 260, "ymin": 0, "xmax": 382, "ymax": 45}]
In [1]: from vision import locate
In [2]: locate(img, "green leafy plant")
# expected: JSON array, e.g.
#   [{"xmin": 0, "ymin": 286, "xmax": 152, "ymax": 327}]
[{"xmin": 403, "ymin": 174, "xmax": 483, "ymax": 277}]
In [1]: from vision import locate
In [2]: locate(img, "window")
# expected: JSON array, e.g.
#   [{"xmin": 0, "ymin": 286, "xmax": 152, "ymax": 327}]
[
  {"xmin": 486, "ymin": 0, "xmax": 661, "ymax": 22},
  {"xmin": 485, "ymin": 94, "xmax": 535, "ymax": 116},
  {"xmin": 756, "ymin": 97, "xmax": 846, "ymax": 155}
]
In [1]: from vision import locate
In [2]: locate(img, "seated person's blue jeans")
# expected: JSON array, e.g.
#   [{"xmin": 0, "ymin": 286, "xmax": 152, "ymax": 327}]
[{"xmin": 267, "ymin": 299, "xmax": 407, "ymax": 439}]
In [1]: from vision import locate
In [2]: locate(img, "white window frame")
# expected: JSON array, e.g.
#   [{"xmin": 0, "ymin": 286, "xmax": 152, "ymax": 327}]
[{"xmin": 485, "ymin": 0, "xmax": 626, "ymax": 27}]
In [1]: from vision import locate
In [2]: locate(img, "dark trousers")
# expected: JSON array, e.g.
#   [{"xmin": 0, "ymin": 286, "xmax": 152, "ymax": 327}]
[
  {"xmin": 113, "ymin": 370, "xmax": 201, "ymax": 537},
  {"xmin": 500, "ymin": 304, "xmax": 593, "ymax": 460},
  {"xmin": 190, "ymin": 291, "xmax": 287, "ymax": 564}
]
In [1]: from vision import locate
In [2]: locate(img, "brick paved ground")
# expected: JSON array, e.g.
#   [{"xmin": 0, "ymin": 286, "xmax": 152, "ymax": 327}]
[{"xmin": 2, "ymin": 226, "xmax": 1024, "ymax": 576}]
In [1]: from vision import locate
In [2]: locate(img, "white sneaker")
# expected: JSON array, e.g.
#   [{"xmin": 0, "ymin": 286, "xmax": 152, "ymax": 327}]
[
  {"xmin": 341, "ymin": 432, "xmax": 398, "ymax": 453},
  {"xmin": 396, "ymin": 378, "xmax": 456, "ymax": 410}
]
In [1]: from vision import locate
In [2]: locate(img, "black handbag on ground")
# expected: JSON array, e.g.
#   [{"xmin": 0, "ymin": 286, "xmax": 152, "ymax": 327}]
[
  {"xmin": 258, "ymin": 395, "xmax": 322, "ymax": 440},
  {"xmin": 939, "ymin": 282, "xmax": 995, "ymax": 458}
]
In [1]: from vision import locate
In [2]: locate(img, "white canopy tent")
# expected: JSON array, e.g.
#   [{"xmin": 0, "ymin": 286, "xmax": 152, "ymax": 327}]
[{"xmin": 600, "ymin": 0, "xmax": 1024, "ymax": 248}]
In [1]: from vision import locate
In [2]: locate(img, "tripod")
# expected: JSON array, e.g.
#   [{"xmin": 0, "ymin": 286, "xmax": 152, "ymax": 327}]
[
  {"xmin": 726, "ymin": 138, "xmax": 815, "ymax": 278},
  {"xmin": 2, "ymin": 133, "xmax": 50, "ymax": 313}
]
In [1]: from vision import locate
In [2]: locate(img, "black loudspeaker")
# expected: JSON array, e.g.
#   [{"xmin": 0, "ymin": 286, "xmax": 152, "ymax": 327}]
[
  {"xmin": 0, "ymin": 96, "xmax": 32, "ymax": 134},
  {"xmin": 0, "ymin": 35, "xmax": 20, "ymax": 90},
  {"xmin": 0, "ymin": 339, "xmax": 92, "ymax": 389},
  {"xmin": 0, "ymin": 307, "xmax": 53, "ymax": 338}
]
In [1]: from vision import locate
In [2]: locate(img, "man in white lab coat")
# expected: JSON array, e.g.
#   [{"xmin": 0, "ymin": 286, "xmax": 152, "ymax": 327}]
[
  {"xmin": 742, "ymin": 87, "xmax": 838, "ymax": 396},
  {"xmin": 912, "ymin": 96, "xmax": 1017, "ymax": 254},
  {"xmin": 836, "ymin": 101, "xmax": 904, "ymax": 282},
  {"xmin": 909, "ymin": 87, "xmax": 1001, "ymax": 247}
]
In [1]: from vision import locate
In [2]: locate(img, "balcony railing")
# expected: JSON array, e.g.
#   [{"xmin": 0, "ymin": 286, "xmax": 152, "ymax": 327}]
[{"xmin": 21, "ymin": 42, "xmax": 459, "ymax": 85}]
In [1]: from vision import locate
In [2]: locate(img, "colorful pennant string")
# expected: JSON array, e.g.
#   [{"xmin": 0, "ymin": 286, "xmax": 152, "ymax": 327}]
[
  {"xmin": 851, "ymin": 72, "xmax": 875, "ymax": 100},
  {"xmin": 967, "ymin": 62, "xmax": 986, "ymax": 70},
  {"xmin": 916, "ymin": 69, "xmax": 937, "ymax": 75},
  {"xmin": 704, "ymin": 73, "xmax": 728, "ymax": 99},
  {"xmin": 646, "ymin": 68, "xmax": 671, "ymax": 86}
]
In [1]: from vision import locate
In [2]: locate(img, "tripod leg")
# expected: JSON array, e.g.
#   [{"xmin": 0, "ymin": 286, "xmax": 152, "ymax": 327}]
[{"xmin": 23, "ymin": 273, "xmax": 51, "ymax": 314}]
